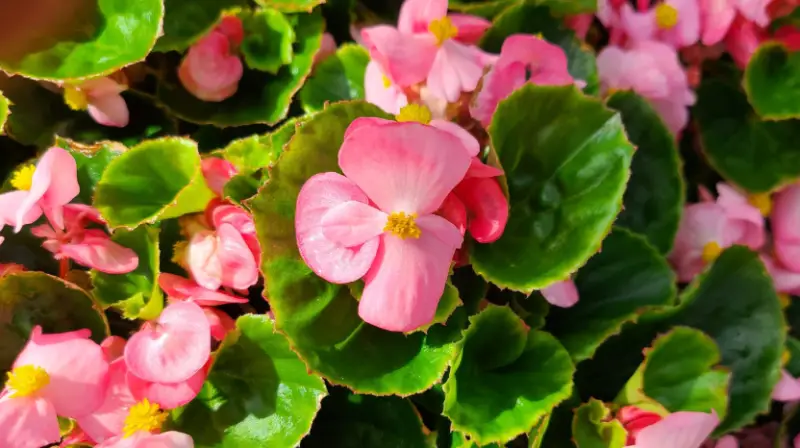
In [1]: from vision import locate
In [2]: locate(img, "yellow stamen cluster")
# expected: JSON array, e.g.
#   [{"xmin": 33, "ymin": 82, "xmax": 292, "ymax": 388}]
[
  {"xmin": 384, "ymin": 212, "xmax": 422, "ymax": 239},
  {"xmin": 748, "ymin": 192, "xmax": 772, "ymax": 217},
  {"xmin": 63, "ymin": 85, "xmax": 89, "ymax": 111},
  {"xmin": 655, "ymin": 3, "xmax": 679, "ymax": 29},
  {"xmin": 429, "ymin": 17, "xmax": 458, "ymax": 46},
  {"xmin": 10, "ymin": 164, "xmax": 36, "ymax": 191},
  {"xmin": 701, "ymin": 241, "xmax": 722, "ymax": 264},
  {"xmin": 7, "ymin": 365, "xmax": 50, "ymax": 398},
  {"xmin": 396, "ymin": 104, "xmax": 432, "ymax": 125},
  {"xmin": 123, "ymin": 399, "xmax": 167, "ymax": 438},
  {"xmin": 382, "ymin": 74, "xmax": 392, "ymax": 89}
]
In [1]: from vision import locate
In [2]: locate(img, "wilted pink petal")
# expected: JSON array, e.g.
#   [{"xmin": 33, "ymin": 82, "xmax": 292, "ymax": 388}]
[
  {"xmin": 633, "ymin": 410, "xmax": 719, "ymax": 448},
  {"xmin": 0, "ymin": 395, "xmax": 59, "ymax": 448},
  {"xmin": 179, "ymin": 30, "xmax": 244, "ymax": 102},
  {"xmin": 540, "ymin": 279, "xmax": 580, "ymax": 308},
  {"xmin": 127, "ymin": 362, "xmax": 207, "ymax": 409},
  {"xmin": 158, "ymin": 273, "xmax": 248, "ymax": 306},
  {"xmin": 201, "ymin": 158, "xmax": 238, "ymax": 196},
  {"xmin": 76, "ymin": 359, "xmax": 136, "ymax": 443}
]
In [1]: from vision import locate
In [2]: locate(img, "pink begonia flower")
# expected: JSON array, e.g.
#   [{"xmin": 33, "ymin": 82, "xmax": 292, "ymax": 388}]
[
  {"xmin": 201, "ymin": 157, "xmax": 238, "ymax": 196},
  {"xmin": 124, "ymin": 301, "xmax": 211, "ymax": 384},
  {"xmin": 64, "ymin": 76, "xmax": 130, "ymax": 128},
  {"xmin": 126, "ymin": 361, "xmax": 208, "ymax": 409},
  {"xmin": 761, "ymin": 255, "xmax": 800, "ymax": 295},
  {"xmin": 669, "ymin": 203, "xmax": 743, "ymax": 282},
  {"xmin": 365, "ymin": 60, "xmax": 410, "ymax": 114},
  {"xmin": 540, "ymin": 279, "xmax": 580, "ymax": 308},
  {"xmin": 158, "ymin": 273, "xmax": 248, "ymax": 306},
  {"xmin": 0, "ymin": 327, "xmax": 109, "ymax": 448},
  {"xmin": 97, "ymin": 430, "xmax": 194, "ymax": 448},
  {"xmin": 470, "ymin": 34, "xmax": 580, "ymax": 127},
  {"xmin": 361, "ymin": 0, "xmax": 494, "ymax": 102},
  {"xmin": 77, "ymin": 359, "xmax": 138, "ymax": 443},
  {"xmin": 0, "ymin": 146, "xmax": 80, "ymax": 232},
  {"xmin": 620, "ymin": 0, "xmax": 701, "ymax": 49},
  {"xmin": 771, "ymin": 182, "xmax": 800, "ymax": 272},
  {"xmin": 597, "ymin": 41, "xmax": 695, "ymax": 135},
  {"xmin": 31, "ymin": 203, "xmax": 139, "ymax": 274},
  {"xmin": 713, "ymin": 182, "xmax": 766, "ymax": 249},
  {"xmin": 622, "ymin": 407, "xmax": 720, "ymax": 448},
  {"xmin": 295, "ymin": 118, "xmax": 471, "ymax": 332},
  {"xmin": 772, "ymin": 369, "xmax": 800, "ymax": 401},
  {"xmin": 179, "ymin": 16, "xmax": 244, "ymax": 102},
  {"xmin": 724, "ymin": 15, "xmax": 766, "ymax": 68}
]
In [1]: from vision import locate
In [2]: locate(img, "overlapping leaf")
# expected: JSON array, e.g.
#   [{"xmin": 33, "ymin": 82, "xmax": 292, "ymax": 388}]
[{"xmin": 744, "ymin": 42, "xmax": 800, "ymax": 120}]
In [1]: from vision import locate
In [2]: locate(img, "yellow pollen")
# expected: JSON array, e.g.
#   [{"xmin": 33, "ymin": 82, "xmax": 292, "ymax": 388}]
[
  {"xmin": 10, "ymin": 164, "xmax": 36, "ymax": 191},
  {"xmin": 6, "ymin": 365, "xmax": 50, "ymax": 398},
  {"xmin": 748, "ymin": 192, "xmax": 772, "ymax": 217},
  {"xmin": 382, "ymin": 75, "xmax": 392, "ymax": 89},
  {"xmin": 779, "ymin": 293, "xmax": 791, "ymax": 309},
  {"xmin": 384, "ymin": 212, "xmax": 421, "ymax": 239},
  {"xmin": 396, "ymin": 104, "xmax": 432, "ymax": 124},
  {"xmin": 655, "ymin": 3, "xmax": 679, "ymax": 29},
  {"xmin": 63, "ymin": 85, "xmax": 89, "ymax": 111},
  {"xmin": 123, "ymin": 399, "xmax": 167, "ymax": 438},
  {"xmin": 428, "ymin": 17, "xmax": 458, "ymax": 46},
  {"xmin": 701, "ymin": 241, "xmax": 722, "ymax": 264}
]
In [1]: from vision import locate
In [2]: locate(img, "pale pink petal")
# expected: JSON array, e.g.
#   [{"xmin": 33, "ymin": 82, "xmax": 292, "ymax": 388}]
[
  {"xmin": 124, "ymin": 301, "xmax": 211, "ymax": 384},
  {"xmin": 158, "ymin": 273, "xmax": 248, "ymax": 306},
  {"xmin": 437, "ymin": 193, "xmax": 467, "ymax": 236},
  {"xmin": 714, "ymin": 183, "xmax": 765, "ymax": 249},
  {"xmin": 339, "ymin": 120, "xmax": 471, "ymax": 214},
  {"xmin": 60, "ymin": 232, "xmax": 139, "ymax": 274},
  {"xmin": 762, "ymin": 255, "xmax": 800, "ymax": 295},
  {"xmin": 295, "ymin": 172, "xmax": 380, "ymax": 284},
  {"xmin": 201, "ymin": 158, "xmax": 238, "ymax": 196},
  {"xmin": 540, "ymin": 279, "xmax": 579, "ymax": 308},
  {"xmin": 210, "ymin": 204, "xmax": 260, "ymax": 261},
  {"xmin": 430, "ymin": 119, "xmax": 480, "ymax": 157},
  {"xmin": 772, "ymin": 369, "xmax": 800, "ymax": 401},
  {"xmin": 398, "ymin": 0, "xmax": 448, "ymax": 34},
  {"xmin": 662, "ymin": 0, "xmax": 701, "ymax": 47},
  {"xmin": 127, "ymin": 363, "xmax": 207, "ymax": 410},
  {"xmin": 17, "ymin": 147, "xmax": 79, "ymax": 231},
  {"xmin": 101, "ymin": 336, "xmax": 127, "ymax": 362},
  {"xmin": 620, "ymin": 4, "xmax": 657, "ymax": 43},
  {"xmin": 188, "ymin": 230, "xmax": 223, "ymax": 291},
  {"xmin": 76, "ymin": 359, "xmax": 136, "ymax": 443},
  {"xmin": 649, "ymin": 97, "xmax": 690, "ymax": 135},
  {"xmin": 426, "ymin": 40, "xmax": 486, "ymax": 103},
  {"xmin": 419, "ymin": 86, "xmax": 449, "ymax": 119},
  {"xmin": 320, "ymin": 201, "xmax": 388, "ymax": 247},
  {"xmin": 364, "ymin": 60, "xmax": 409, "ymax": 114},
  {"xmin": 203, "ymin": 307, "xmax": 236, "ymax": 341},
  {"xmin": 777, "ymin": 240, "xmax": 800, "ymax": 273},
  {"xmin": 216, "ymin": 223, "xmax": 259, "ymax": 290},
  {"xmin": 700, "ymin": 0, "xmax": 736, "ymax": 45},
  {"xmin": 634, "ymin": 411, "xmax": 718, "ymax": 448},
  {"xmin": 359, "ymin": 215, "xmax": 462, "ymax": 332},
  {"xmin": 597, "ymin": 46, "xmax": 631, "ymax": 93},
  {"xmin": 81, "ymin": 77, "xmax": 125, "ymax": 97},
  {"xmin": 734, "ymin": 0, "xmax": 770, "ymax": 26},
  {"xmin": 141, "ymin": 432, "xmax": 194, "ymax": 448},
  {"xmin": 178, "ymin": 31, "xmax": 243, "ymax": 102},
  {"xmin": 453, "ymin": 177, "xmax": 508, "ymax": 243},
  {"xmin": 470, "ymin": 61, "xmax": 527, "ymax": 127},
  {"xmin": 361, "ymin": 26, "xmax": 438, "ymax": 87},
  {"xmin": 669, "ymin": 203, "xmax": 735, "ymax": 282},
  {"xmin": 88, "ymin": 93, "xmax": 130, "ymax": 128},
  {"xmin": 30, "ymin": 223, "xmax": 57, "ymax": 240},
  {"xmin": 773, "ymin": 184, "xmax": 800, "ymax": 241},
  {"xmin": 0, "ymin": 190, "xmax": 42, "ymax": 230},
  {"xmin": 448, "ymin": 14, "xmax": 492, "ymax": 44},
  {"xmin": 0, "ymin": 395, "xmax": 60, "ymax": 448},
  {"xmin": 715, "ymin": 435, "xmax": 739, "ymax": 448}
]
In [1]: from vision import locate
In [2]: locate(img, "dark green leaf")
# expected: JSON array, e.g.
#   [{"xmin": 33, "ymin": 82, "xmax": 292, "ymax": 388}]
[
  {"xmin": 299, "ymin": 44, "xmax": 370, "ymax": 114},
  {"xmin": 449, "ymin": 0, "xmax": 517, "ymax": 18},
  {"xmin": 786, "ymin": 337, "xmax": 800, "ymax": 377},
  {"xmin": 241, "ymin": 8, "xmax": 295, "ymax": 74},
  {"xmin": 744, "ymin": 42, "xmax": 800, "ymax": 120},
  {"xmin": 572, "ymin": 399, "xmax": 627, "ymax": 448},
  {"xmin": 155, "ymin": 0, "xmax": 248, "ymax": 52}
]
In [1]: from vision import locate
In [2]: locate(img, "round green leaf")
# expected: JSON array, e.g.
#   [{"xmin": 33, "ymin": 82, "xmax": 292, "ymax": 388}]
[
  {"xmin": 0, "ymin": 0, "xmax": 164, "ymax": 80},
  {"xmin": 546, "ymin": 228, "xmax": 676, "ymax": 362},
  {"xmin": 443, "ymin": 305, "xmax": 574, "ymax": 445},
  {"xmin": 299, "ymin": 44, "xmax": 370, "ymax": 114},
  {"xmin": 157, "ymin": 10, "xmax": 323, "ymax": 126},
  {"xmin": 155, "ymin": 0, "xmax": 248, "ymax": 52},
  {"xmin": 171, "ymin": 314, "xmax": 327, "ymax": 446},
  {"xmin": 250, "ymin": 101, "xmax": 462, "ymax": 394},
  {"xmin": 744, "ymin": 42, "xmax": 800, "ymax": 120},
  {"xmin": 240, "ymin": 8, "xmax": 295, "ymax": 74},
  {"xmin": 0, "ymin": 272, "xmax": 108, "ymax": 372},
  {"xmin": 696, "ymin": 77, "xmax": 800, "ymax": 193},
  {"xmin": 572, "ymin": 399, "xmax": 626, "ymax": 448},
  {"xmin": 607, "ymin": 91, "xmax": 684, "ymax": 254},
  {"xmin": 254, "ymin": 0, "xmax": 325, "ymax": 12},
  {"xmin": 469, "ymin": 84, "xmax": 635, "ymax": 292}
]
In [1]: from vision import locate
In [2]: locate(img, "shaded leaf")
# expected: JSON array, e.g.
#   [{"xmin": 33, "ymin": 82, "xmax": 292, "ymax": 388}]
[
  {"xmin": 744, "ymin": 42, "xmax": 800, "ymax": 120},
  {"xmin": 299, "ymin": 43, "xmax": 370, "ymax": 113}
]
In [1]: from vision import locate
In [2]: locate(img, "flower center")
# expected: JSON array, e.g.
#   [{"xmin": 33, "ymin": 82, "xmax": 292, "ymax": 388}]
[
  {"xmin": 123, "ymin": 399, "xmax": 167, "ymax": 438},
  {"xmin": 6, "ymin": 365, "xmax": 50, "ymax": 398},
  {"xmin": 396, "ymin": 104, "xmax": 432, "ymax": 124},
  {"xmin": 655, "ymin": 3, "xmax": 679, "ymax": 29},
  {"xmin": 63, "ymin": 86, "xmax": 89, "ymax": 111},
  {"xmin": 382, "ymin": 74, "xmax": 392, "ymax": 89},
  {"xmin": 747, "ymin": 192, "xmax": 772, "ymax": 217},
  {"xmin": 10, "ymin": 164, "xmax": 36, "ymax": 191},
  {"xmin": 428, "ymin": 17, "xmax": 458, "ymax": 46},
  {"xmin": 701, "ymin": 241, "xmax": 722, "ymax": 263},
  {"xmin": 384, "ymin": 212, "xmax": 421, "ymax": 239}
]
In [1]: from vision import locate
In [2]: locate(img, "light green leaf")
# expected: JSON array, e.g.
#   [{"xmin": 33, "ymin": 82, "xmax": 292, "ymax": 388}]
[
  {"xmin": 155, "ymin": 0, "xmax": 248, "ymax": 52},
  {"xmin": 299, "ymin": 43, "xmax": 370, "ymax": 113},
  {"xmin": 254, "ymin": 0, "xmax": 326, "ymax": 12},
  {"xmin": 0, "ymin": 90, "xmax": 8, "ymax": 132},
  {"xmin": 240, "ymin": 8, "xmax": 295, "ymax": 74},
  {"xmin": 572, "ymin": 399, "xmax": 627, "ymax": 448}
]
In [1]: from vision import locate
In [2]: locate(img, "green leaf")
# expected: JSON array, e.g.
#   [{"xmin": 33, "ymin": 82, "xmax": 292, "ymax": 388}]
[
  {"xmin": 480, "ymin": 1, "xmax": 599, "ymax": 95},
  {"xmin": 696, "ymin": 77, "xmax": 800, "ymax": 193},
  {"xmin": 572, "ymin": 399, "xmax": 627, "ymax": 448},
  {"xmin": 155, "ymin": 0, "xmax": 248, "ymax": 52},
  {"xmin": 537, "ymin": 0, "xmax": 597, "ymax": 15},
  {"xmin": 0, "ymin": 90, "xmax": 8, "ymax": 132},
  {"xmin": 0, "ymin": 272, "xmax": 108, "ymax": 372},
  {"xmin": 90, "ymin": 225, "xmax": 164, "ymax": 321},
  {"xmin": 221, "ymin": 120, "xmax": 296, "ymax": 173},
  {"xmin": 0, "ymin": 0, "xmax": 164, "ymax": 80},
  {"xmin": 744, "ymin": 42, "xmax": 800, "ymax": 120},
  {"xmin": 299, "ymin": 44, "xmax": 370, "ymax": 114},
  {"xmin": 442, "ymin": 305, "xmax": 574, "ymax": 445},
  {"xmin": 449, "ymin": 0, "xmax": 518, "ymax": 18},
  {"xmin": 469, "ymin": 84, "xmax": 634, "ymax": 292},
  {"xmin": 254, "ymin": 0, "xmax": 326, "ymax": 12},
  {"xmin": 94, "ymin": 137, "xmax": 214, "ymax": 228},
  {"xmin": 58, "ymin": 139, "xmax": 124, "ymax": 205},
  {"xmin": 303, "ymin": 388, "xmax": 428, "ymax": 447},
  {"xmin": 240, "ymin": 8, "xmax": 295, "ymax": 74},
  {"xmin": 786, "ymin": 337, "xmax": 800, "ymax": 377},
  {"xmin": 223, "ymin": 172, "xmax": 263, "ymax": 203},
  {"xmin": 546, "ymin": 228, "xmax": 676, "ymax": 362},
  {"xmin": 157, "ymin": 10, "xmax": 323, "ymax": 126},
  {"xmin": 250, "ymin": 101, "xmax": 463, "ymax": 394},
  {"xmin": 607, "ymin": 92, "xmax": 685, "ymax": 254},
  {"xmin": 171, "ymin": 315, "xmax": 327, "ymax": 446}
]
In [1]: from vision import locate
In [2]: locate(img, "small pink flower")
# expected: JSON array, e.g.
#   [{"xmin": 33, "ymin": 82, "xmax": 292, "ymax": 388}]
[
  {"xmin": 365, "ymin": 60, "xmax": 409, "ymax": 114},
  {"xmin": 0, "ymin": 327, "xmax": 110, "ymax": 448},
  {"xmin": 713, "ymin": 182, "xmax": 766, "ymax": 249},
  {"xmin": 620, "ymin": 0, "xmax": 701, "ymax": 48},
  {"xmin": 179, "ymin": 16, "xmax": 244, "ymax": 102},
  {"xmin": 201, "ymin": 157, "xmax": 238, "ymax": 196},
  {"xmin": 669, "ymin": 203, "xmax": 742, "ymax": 282},
  {"xmin": 64, "ymin": 77, "xmax": 130, "ymax": 128},
  {"xmin": 97, "ymin": 431, "xmax": 194, "ymax": 448},
  {"xmin": 619, "ymin": 406, "xmax": 719, "ymax": 447},
  {"xmin": 771, "ymin": 182, "xmax": 800, "ymax": 272},
  {"xmin": 295, "ymin": 117, "xmax": 472, "ymax": 332},
  {"xmin": 724, "ymin": 15, "xmax": 766, "ymax": 68},
  {"xmin": 540, "ymin": 279, "xmax": 579, "ymax": 308}
]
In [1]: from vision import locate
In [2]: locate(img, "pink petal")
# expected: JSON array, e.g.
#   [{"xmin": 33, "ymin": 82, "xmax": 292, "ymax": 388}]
[
  {"xmin": 0, "ymin": 395, "xmax": 60, "ymax": 448},
  {"xmin": 364, "ymin": 60, "xmax": 409, "ymax": 114},
  {"xmin": 359, "ymin": 215, "xmax": 462, "ymax": 332},
  {"xmin": 500, "ymin": 34, "xmax": 574, "ymax": 86},
  {"xmin": 339, "ymin": 120, "xmax": 471, "ymax": 215},
  {"xmin": 453, "ymin": 177, "xmax": 508, "ymax": 243},
  {"xmin": 714, "ymin": 183, "xmax": 765, "ymax": 249},
  {"xmin": 97, "ymin": 431, "xmax": 193, "ymax": 448},
  {"xmin": 63, "ymin": 203, "xmax": 105, "ymax": 226},
  {"xmin": 776, "ymin": 240, "xmax": 800, "ymax": 273},
  {"xmin": 88, "ymin": 92, "xmax": 130, "ymax": 128},
  {"xmin": 419, "ymin": 86, "xmax": 449, "ymax": 119},
  {"xmin": 204, "ymin": 307, "xmax": 236, "ymax": 341},
  {"xmin": 101, "ymin": 336, "xmax": 127, "ymax": 362},
  {"xmin": 76, "ymin": 359, "xmax": 136, "ymax": 443},
  {"xmin": 60, "ymin": 231, "xmax": 139, "ymax": 274},
  {"xmin": 201, "ymin": 158, "xmax": 238, "ymax": 196},
  {"xmin": 158, "ymin": 273, "xmax": 248, "ymax": 306},
  {"xmin": 772, "ymin": 183, "xmax": 800, "ymax": 268},
  {"xmin": 430, "ymin": 119, "xmax": 480, "ymax": 157},
  {"xmin": 725, "ymin": 17, "xmax": 765, "ymax": 68},
  {"xmin": 470, "ymin": 61, "xmax": 527, "ymax": 127},
  {"xmin": 773, "ymin": 369, "xmax": 800, "ymax": 401},
  {"xmin": 763, "ymin": 255, "xmax": 800, "ymax": 295},
  {"xmin": 361, "ymin": 26, "xmax": 438, "ymax": 87},
  {"xmin": 187, "ymin": 230, "xmax": 224, "ymax": 291},
  {"xmin": 634, "ymin": 411, "xmax": 718, "ymax": 448},
  {"xmin": 216, "ymin": 223, "xmax": 259, "ymax": 290},
  {"xmin": 30, "ymin": 223, "xmax": 57, "ymax": 241},
  {"xmin": 465, "ymin": 157, "xmax": 504, "ymax": 179},
  {"xmin": 124, "ymin": 301, "xmax": 211, "ymax": 384},
  {"xmin": 448, "ymin": 14, "xmax": 492, "ymax": 44},
  {"xmin": 714, "ymin": 435, "xmax": 739, "ymax": 448},
  {"xmin": 649, "ymin": 97, "xmax": 690, "ymax": 136},
  {"xmin": 735, "ymin": 0, "xmax": 770, "ymax": 26},
  {"xmin": 127, "ymin": 363, "xmax": 207, "ymax": 410},
  {"xmin": 320, "ymin": 200, "xmax": 388, "ymax": 247},
  {"xmin": 663, "ymin": 0, "xmax": 701, "ymax": 47},
  {"xmin": 81, "ymin": 77, "xmax": 126, "ymax": 97},
  {"xmin": 296, "ymin": 172, "xmax": 381, "ymax": 284},
  {"xmin": 217, "ymin": 15, "xmax": 244, "ymax": 46},
  {"xmin": 620, "ymin": 4, "xmax": 657, "ymax": 43},
  {"xmin": 14, "ymin": 326, "xmax": 109, "ymax": 417},
  {"xmin": 540, "ymin": 279, "xmax": 579, "ymax": 308},
  {"xmin": 700, "ymin": 0, "xmax": 736, "ymax": 45},
  {"xmin": 0, "ymin": 191, "xmax": 43, "ymax": 230},
  {"xmin": 17, "ymin": 147, "xmax": 79, "ymax": 231},
  {"xmin": 437, "ymin": 193, "xmax": 468, "ymax": 236},
  {"xmin": 426, "ymin": 40, "xmax": 486, "ymax": 103},
  {"xmin": 211, "ymin": 204, "xmax": 260, "ymax": 261},
  {"xmin": 178, "ymin": 31, "xmax": 243, "ymax": 102},
  {"xmin": 397, "ymin": 0, "xmax": 447, "ymax": 34},
  {"xmin": 669, "ymin": 202, "xmax": 735, "ymax": 283}
]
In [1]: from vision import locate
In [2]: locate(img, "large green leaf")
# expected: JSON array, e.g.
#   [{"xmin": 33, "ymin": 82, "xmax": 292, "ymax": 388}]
[
  {"xmin": 240, "ymin": 8, "xmax": 295, "ymax": 74},
  {"xmin": 302, "ymin": 388, "xmax": 428, "ymax": 447},
  {"xmin": 442, "ymin": 305, "xmax": 574, "ymax": 445},
  {"xmin": 744, "ymin": 42, "xmax": 800, "ymax": 120},
  {"xmin": 608, "ymin": 92, "xmax": 684, "ymax": 254},
  {"xmin": 155, "ymin": 0, "xmax": 247, "ymax": 52},
  {"xmin": 157, "ymin": 10, "xmax": 323, "ymax": 126},
  {"xmin": 0, "ymin": 272, "xmax": 108, "ymax": 372},
  {"xmin": 172, "ymin": 315, "xmax": 327, "ymax": 446},
  {"xmin": 93, "ymin": 137, "xmax": 214, "ymax": 228},
  {"xmin": 480, "ymin": 1, "xmax": 599, "ymax": 94},
  {"xmin": 546, "ymin": 228, "xmax": 676, "ymax": 362},
  {"xmin": 254, "ymin": 0, "xmax": 326, "ymax": 12},
  {"xmin": 696, "ymin": 77, "xmax": 800, "ymax": 193},
  {"xmin": 250, "ymin": 101, "xmax": 463, "ymax": 394},
  {"xmin": 299, "ymin": 44, "xmax": 370, "ymax": 114},
  {"xmin": 572, "ymin": 399, "xmax": 627, "ymax": 448},
  {"xmin": 64, "ymin": 140, "xmax": 124, "ymax": 205},
  {"xmin": 0, "ymin": 0, "xmax": 163, "ymax": 80},
  {"xmin": 469, "ymin": 84, "xmax": 634, "ymax": 292}
]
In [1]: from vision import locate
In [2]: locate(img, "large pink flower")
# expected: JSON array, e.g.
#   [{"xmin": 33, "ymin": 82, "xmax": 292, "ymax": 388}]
[
  {"xmin": 620, "ymin": 0, "xmax": 701, "ymax": 48},
  {"xmin": 179, "ymin": 16, "xmax": 244, "ymax": 102},
  {"xmin": 295, "ymin": 118, "xmax": 471, "ymax": 332},
  {"xmin": 0, "ymin": 327, "xmax": 109, "ymax": 448},
  {"xmin": 771, "ymin": 182, "xmax": 800, "ymax": 272},
  {"xmin": 64, "ymin": 77, "xmax": 130, "ymax": 128}
]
